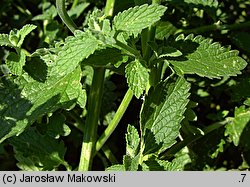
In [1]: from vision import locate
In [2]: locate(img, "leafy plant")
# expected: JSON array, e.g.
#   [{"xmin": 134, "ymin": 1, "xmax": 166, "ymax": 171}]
[{"xmin": 0, "ymin": 0, "xmax": 250, "ymax": 171}]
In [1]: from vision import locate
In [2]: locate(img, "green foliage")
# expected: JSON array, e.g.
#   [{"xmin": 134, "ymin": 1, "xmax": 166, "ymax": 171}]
[
  {"xmin": 114, "ymin": 4, "xmax": 167, "ymax": 35},
  {"xmin": 0, "ymin": 0, "xmax": 249, "ymax": 171},
  {"xmin": 125, "ymin": 59, "xmax": 149, "ymax": 98},
  {"xmin": 225, "ymin": 106, "xmax": 250, "ymax": 146},
  {"xmin": 9, "ymin": 128, "xmax": 69, "ymax": 171},
  {"xmin": 168, "ymin": 34, "xmax": 247, "ymax": 78},
  {"xmin": 141, "ymin": 77, "xmax": 190, "ymax": 154},
  {"xmin": 126, "ymin": 124, "xmax": 140, "ymax": 157},
  {"xmin": 5, "ymin": 50, "xmax": 26, "ymax": 75}
]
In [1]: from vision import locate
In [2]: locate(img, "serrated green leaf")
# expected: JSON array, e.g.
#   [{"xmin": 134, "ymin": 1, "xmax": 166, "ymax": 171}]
[
  {"xmin": 9, "ymin": 127, "xmax": 69, "ymax": 171},
  {"xmin": 106, "ymin": 164, "xmax": 125, "ymax": 171},
  {"xmin": 225, "ymin": 106, "xmax": 250, "ymax": 146},
  {"xmin": 16, "ymin": 24, "xmax": 37, "ymax": 47},
  {"xmin": 5, "ymin": 50, "xmax": 26, "ymax": 75},
  {"xmin": 0, "ymin": 67, "xmax": 83, "ymax": 143},
  {"xmin": 0, "ymin": 34, "xmax": 14, "ymax": 47},
  {"xmin": 114, "ymin": 4, "xmax": 167, "ymax": 36},
  {"xmin": 169, "ymin": 34, "xmax": 247, "ymax": 78},
  {"xmin": 51, "ymin": 31, "xmax": 100, "ymax": 77},
  {"xmin": 9, "ymin": 29, "xmax": 19, "ymax": 46},
  {"xmin": 126, "ymin": 124, "xmax": 140, "ymax": 157},
  {"xmin": 141, "ymin": 77, "xmax": 190, "ymax": 154},
  {"xmin": 125, "ymin": 59, "xmax": 149, "ymax": 98}
]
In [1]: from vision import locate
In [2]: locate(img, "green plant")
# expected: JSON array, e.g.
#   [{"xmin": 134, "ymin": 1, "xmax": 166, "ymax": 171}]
[{"xmin": 0, "ymin": 0, "xmax": 250, "ymax": 171}]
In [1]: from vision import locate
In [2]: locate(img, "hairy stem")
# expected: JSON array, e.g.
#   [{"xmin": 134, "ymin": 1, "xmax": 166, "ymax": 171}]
[
  {"xmin": 79, "ymin": 68, "xmax": 105, "ymax": 171},
  {"xmin": 56, "ymin": 0, "xmax": 77, "ymax": 33},
  {"xmin": 95, "ymin": 89, "xmax": 133, "ymax": 152}
]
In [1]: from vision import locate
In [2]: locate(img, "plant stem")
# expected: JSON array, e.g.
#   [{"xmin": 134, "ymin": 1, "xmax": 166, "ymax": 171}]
[
  {"xmin": 101, "ymin": 145, "xmax": 119, "ymax": 164},
  {"xmin": 79, "ymin": 67, "xmax": 105, "ymax": 171},
  {"xmin": 115, "ymin": 40, "xmax": 141, "ymax": 58},
  {"xmin": 141, "ymin": 27, "xmax": 156, "ymax": 62},
  {"xmin": 177, "ymin": 21, "xmax": 250, "ymax": 35},
  {"xmin": 160, "ymin": 119, "xmax": 232, "ymax": 159},
  {"xmin": 105, "ymin": 0, "xmax": 116, "ymax": 17},
  {"xmin": 64, "ymin": 111, "xmax": 118, "ymax": 165},
  {"xmin": 78, "ymin": 0, "xmax": 116, "ymax": 171},
  {"xmin": 95, "ymin": 89, "xmax": 133, "ymax": 152},
  {"xmin": 71, "ymin": 0, "xmax": 79, "ymax": 10},
  {"xmin": 56, "ymin": 0, "xmax": 77, "ymax": 33}
]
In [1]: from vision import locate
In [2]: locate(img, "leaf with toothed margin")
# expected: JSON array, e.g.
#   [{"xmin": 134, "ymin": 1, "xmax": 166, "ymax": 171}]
[
  {"xmin": 0, "ymin": 34, "xmax": 14, "ymax": 47},
  {"xmin": 168, "ymin": 34, "xmax": 247, "ymax": 78},
  {"xmin": 113, "ymin": 4, "xmax": 167, "ymax": 36},
  {"xmin": 140, "ymin": 77, "xmax": 190, "ymax": 154},
  {"xmin": 126, "ymin": 124, "xmax": 140, "ymax": 158},
  {"xmin": 0, "ymin": 24, "xmax": 36, "ymax": 48},
  {"xmin": 50, "ymin": 30, "xmax": 101, "ymax": 77},
  {"xmin": 0, "ymin": 67, "xmax": 84, "ymax": 143},
  {"xmin": 125, "ymin": 59, "xmax": 149, "ymax": 99}
]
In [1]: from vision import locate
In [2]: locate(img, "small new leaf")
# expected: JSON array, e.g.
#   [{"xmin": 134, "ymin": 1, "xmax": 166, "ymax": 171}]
[
  {"xmin": 114, "ymin": 4, "xmax": 167, "ymax": 36},
  {"xmin": 0, "ymin": 24, "xmax": 36, "ymax": 48},
  {"xmin": 125, "ymin": 59, "xmax": 149, "ymax": 98},
  {"xmin": 0, "ymin": 34, "xmax": 14, "ymax": 47},
  {"xmin": 16, "ymin": 24, "xmax": 37, "ymax": 47},
  {"xmin": 126, "ymin": 124, "xmax": 140, "ymax": 157}
]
